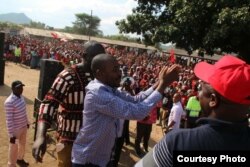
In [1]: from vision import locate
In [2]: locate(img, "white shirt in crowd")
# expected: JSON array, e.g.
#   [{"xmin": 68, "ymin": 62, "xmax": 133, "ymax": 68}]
[{"xmin": 168, "ymin": 101, "xmax": 185, "ymax": 130}]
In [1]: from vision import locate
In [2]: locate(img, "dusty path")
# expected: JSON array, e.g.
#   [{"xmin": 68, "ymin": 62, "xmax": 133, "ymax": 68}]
[{"xmin": 0, "ymin": 62, "xmax": 164, "ymax": 167}]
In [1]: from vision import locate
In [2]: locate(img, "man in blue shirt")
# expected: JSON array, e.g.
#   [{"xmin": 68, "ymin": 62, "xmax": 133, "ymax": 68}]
[
  {"xmin": 71, "ymin": 53, "xmax": 180, "ymax": 167},
  {"xmin": 135, "ymin": 55, "xmax": 250, "ymax": 167},
  {"xmin": 32, "ymin": 41, "xmax": 105, "ymax": 167}
]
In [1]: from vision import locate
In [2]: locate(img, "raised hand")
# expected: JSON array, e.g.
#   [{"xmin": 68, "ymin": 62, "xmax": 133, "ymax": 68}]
[{"xmin": 157, "ymin": 64, "xmax": 181, "ymax": 94}]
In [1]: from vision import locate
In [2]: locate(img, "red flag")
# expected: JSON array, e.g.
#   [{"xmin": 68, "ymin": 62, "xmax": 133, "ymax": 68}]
[
  {"xmin": 51, "ymin": 32, "xmax": 59, "ymax": 39},
  {"xmin": 169, "ymin": 49, "xmax": 176, "ymax": 63}
]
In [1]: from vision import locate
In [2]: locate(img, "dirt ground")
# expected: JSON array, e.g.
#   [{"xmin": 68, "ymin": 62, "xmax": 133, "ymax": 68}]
[{"xmin": 0, "ymin": 62, "xmax": 164, "ymax": 167}]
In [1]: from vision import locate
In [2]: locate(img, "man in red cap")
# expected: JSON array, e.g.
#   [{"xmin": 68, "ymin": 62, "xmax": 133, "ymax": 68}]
[{"xmin": 135, "ymin": 55, "xmax": 250, "ymax": 167}]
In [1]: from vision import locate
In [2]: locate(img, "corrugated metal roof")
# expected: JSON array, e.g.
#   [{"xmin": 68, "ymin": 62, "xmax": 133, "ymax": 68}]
[
  {"xmin": 23, "ymin": 27, "xmax": 156, "ymax": 50},
  {"xmin": 22, "ymin": 27, "xmax": 221, "ymax": 61}
]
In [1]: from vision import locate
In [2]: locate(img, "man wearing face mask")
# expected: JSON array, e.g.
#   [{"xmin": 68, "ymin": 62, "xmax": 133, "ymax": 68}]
[{"xmin": 4, "ymin": 80, "xmax": 29, "ymax": 167}]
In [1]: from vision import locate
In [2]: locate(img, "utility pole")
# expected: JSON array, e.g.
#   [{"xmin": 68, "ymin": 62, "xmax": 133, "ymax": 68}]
[{"xmin": 88, "ymin": 10, "xmax": 92, "ymax": 41}]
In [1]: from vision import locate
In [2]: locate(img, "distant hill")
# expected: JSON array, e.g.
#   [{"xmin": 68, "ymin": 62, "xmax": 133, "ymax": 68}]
[{"xmin": 0, "ymin": 13, "xmax": 32, "ymax": 24}]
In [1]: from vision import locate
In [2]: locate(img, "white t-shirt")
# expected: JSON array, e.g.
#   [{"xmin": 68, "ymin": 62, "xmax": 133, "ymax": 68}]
[{"xmin": 168, "ymin": 101, "xmax": 185, "ymax": 130}]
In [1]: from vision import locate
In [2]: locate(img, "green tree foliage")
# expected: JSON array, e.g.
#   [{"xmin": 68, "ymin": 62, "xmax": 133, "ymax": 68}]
[
  {"xmin": 63, "ymin": 26, "xmax": 74, "ymax": 33},
  {"xmin": 72, "ymin": 13, "xmax": 102, "ymax": 36},
  {"xmin": 116, "ymin": 0, "xmax": 250, "ymax": 63},
  {"xmin": 0, "ymin": 22, "xmax": 23, "ymax": 30},
  {"xmin": 0, "ymin": 22, "xmax": 8, "ymax": 30},
  {"xmin": 27, "ymin": 21, "xmax": 46, "ymax": 29}
]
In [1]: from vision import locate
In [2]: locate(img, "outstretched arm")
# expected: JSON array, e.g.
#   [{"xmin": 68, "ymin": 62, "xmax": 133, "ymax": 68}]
[{"xmin": 32, "ymin": 122, "xmax": 50, "ymax": 162}]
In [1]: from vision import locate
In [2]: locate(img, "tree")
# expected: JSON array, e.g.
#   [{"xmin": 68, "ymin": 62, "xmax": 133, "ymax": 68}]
[
  {"xmin": 46, "ymin": 26, "xmax": 54, "ymax": 30},
  {"xmin": 72, "ymin": 13, "xmax": 102, "ymax": 36},
  {"xmin": 28, "ymin": 21, "xmax": 46, "ymax": 29},
  {"xmin": 0, "ymin": 22, "xmax": 23, "ymax": 31},
  {"xmin": 63, "ymin": 26, "xmax": 74, "ymax": 33},
  {"xmin": 0, "ymin": 22, "xmax": 9, "ymax": 30},
  {"xmin": 116, "ymin": 0, "xmax": 250, "ymax": 63}
]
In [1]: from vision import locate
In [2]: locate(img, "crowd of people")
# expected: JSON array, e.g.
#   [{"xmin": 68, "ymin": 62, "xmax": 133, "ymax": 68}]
[
  {"xmin": 3, "ymin": 34, "xmax": 250, "ymax": 167},
  {"xmin": 4, "ymin": 35, "xmax": 83, "ymax": 68}
]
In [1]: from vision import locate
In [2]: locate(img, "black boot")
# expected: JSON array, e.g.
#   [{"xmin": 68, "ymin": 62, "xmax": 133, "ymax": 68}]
[{"xmin": 17, "ymin": 159, "xmax": 29, "ymax": 166}]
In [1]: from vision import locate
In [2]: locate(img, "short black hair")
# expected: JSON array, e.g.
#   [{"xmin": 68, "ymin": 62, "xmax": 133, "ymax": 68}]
[
  {"xmin": 91, "ymin": 54, "xmax": 115, "ymax": 76},
  {"xmin": 82, "ymin": 41, "xmax": 105, "ymax": 61}
]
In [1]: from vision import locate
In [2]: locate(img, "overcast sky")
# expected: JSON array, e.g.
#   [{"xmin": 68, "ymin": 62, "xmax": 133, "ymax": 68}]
[{"xmin": 1, "ymin": 0, "xmax": 137, "ymax": 35}]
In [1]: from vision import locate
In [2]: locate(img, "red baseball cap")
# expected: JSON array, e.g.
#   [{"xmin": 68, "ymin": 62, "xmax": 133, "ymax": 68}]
[{"xmin": 194, "ymin": 55, "xmax": 250, "ymax": 105}]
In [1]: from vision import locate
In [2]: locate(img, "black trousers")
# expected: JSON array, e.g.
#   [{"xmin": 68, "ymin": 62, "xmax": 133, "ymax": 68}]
[
  {"xmin": 135, "ymin": 122, "xmax": 152, "ymax": 153},
  {"xmin": 108, "ymin": 120, "xmax": 130, "ymax": 167},
  {"xmin": 123, "ymin": 120, "xmax": 130, "ymax": 144},
  {"xmin": 108, "ymin": 136, "xmax": 125, "ymax": 167}
]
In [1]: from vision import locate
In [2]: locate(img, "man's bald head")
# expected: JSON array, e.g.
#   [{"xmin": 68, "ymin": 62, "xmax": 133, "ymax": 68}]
[
  {"xmin": 91, "ymin": 53, "xmax": 116, "ymax": 76},
  {"xmin": 91, "ymin": 53, "xmax": 122, "ymax": 88}
]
